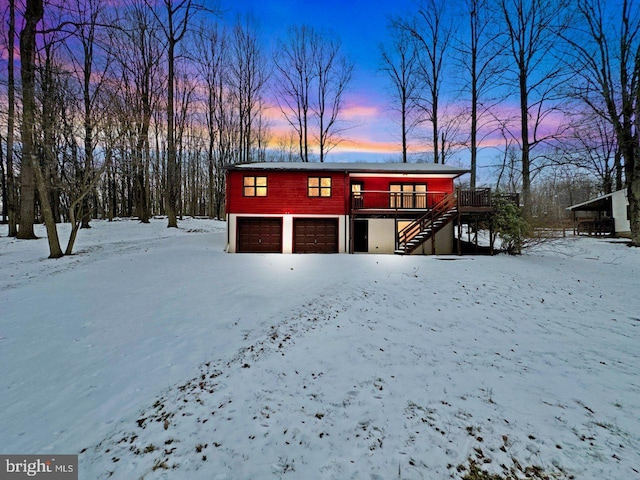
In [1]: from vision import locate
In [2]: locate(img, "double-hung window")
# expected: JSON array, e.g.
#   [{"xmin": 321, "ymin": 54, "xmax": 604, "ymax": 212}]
[{"xmin": 244, "ymin": 176, "xmax": 267, "ymax": 197}]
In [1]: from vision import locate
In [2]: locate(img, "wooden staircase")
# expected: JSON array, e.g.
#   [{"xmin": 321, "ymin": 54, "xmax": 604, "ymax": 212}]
[{"xmin": 395, "ymin": 192, "xmax": 458, "ymax": 255}]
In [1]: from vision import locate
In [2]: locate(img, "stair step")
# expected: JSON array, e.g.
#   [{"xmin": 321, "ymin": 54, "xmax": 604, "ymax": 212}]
[{"xmin": 396, "ymin": 198, "xmax": 458, "ymax": 254}]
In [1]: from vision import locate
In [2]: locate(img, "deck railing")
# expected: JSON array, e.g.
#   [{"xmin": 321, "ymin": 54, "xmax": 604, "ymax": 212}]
[
  {"xmin": 352, "ymin": 189, "xmax": 499, "ymax": 212},
  {"xmin": 457, "ymin": 188, "xmax": 491, "ymax": 208},
  {"xmin": 352, "ymin": 190, "xmax": 448, "ymax": 211}
]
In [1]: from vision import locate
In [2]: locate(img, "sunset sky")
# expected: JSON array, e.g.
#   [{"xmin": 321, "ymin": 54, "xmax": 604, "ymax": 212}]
[
  {"xmin": 0, "ymin": 0, "xmax": 555, "ymax": 179},
  {"xmin": 227, "ymin": 0, "xmax": 433, "ymax": 162}
]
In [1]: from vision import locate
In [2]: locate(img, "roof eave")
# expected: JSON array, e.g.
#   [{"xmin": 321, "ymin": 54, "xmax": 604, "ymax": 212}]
[{"xmin": 226, "ymin": 162, "xmax": 470, "ymax": 177}]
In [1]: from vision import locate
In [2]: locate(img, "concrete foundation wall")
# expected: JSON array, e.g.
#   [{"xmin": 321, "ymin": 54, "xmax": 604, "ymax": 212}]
[
  {"xmin": 366, "ymin": 218, "xmax": 455, "ymax": 255},
  {"xmin": 367, "ymin": 219, "xmax": 397, "ymax": 254},
  {"xmin": 228, "ymin": 214, "xmax": 455, "ymax": 254}
]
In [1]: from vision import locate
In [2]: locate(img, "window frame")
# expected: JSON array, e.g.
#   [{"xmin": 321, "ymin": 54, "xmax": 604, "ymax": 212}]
[
  {"xmin": 243, "ymin": 176, "xmax": 268, "ymax": 197},
  {"xmin": 308, "ymin": 176, "xmax": 332, "ymax": 198},
  {"xmin": 351, "ymin": 181, "xmax": 364, "ymax": 208},
  {"xmin": 389, "ymin": 183, "xmax": 427, "ymax": 208}
]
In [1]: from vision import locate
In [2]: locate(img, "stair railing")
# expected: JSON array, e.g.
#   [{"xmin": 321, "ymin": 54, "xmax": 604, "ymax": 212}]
[{"xmin": 397, "ymin": 192, "xmax": 458, "ymax": 253}]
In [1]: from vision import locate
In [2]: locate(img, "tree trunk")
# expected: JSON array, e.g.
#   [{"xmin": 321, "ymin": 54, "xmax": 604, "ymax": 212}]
[
  {"xmin": 65, "ymin": 205, "xmax": 82, "ymax": 256},
  {"xmin": 615, "ymin": 149, "xmax": 623, "ymax": 192},
  {"xmin": 629, "ymin": 176, "xmax": 640, "ymax": 246},
  {"xmin": 16, "ymin": 0, "xmax": 43, "ymax": 240},
  {"xmin": 519, "ymin": 67, "xmax": 531, "ymax": 218},
  {"xmin": 32, "ymin": 151, "xmax": 63, "ymax": 258},
  {"xmin": 401, "ymin": 91, "xmax": 408, "ymax": 163},
  {"xmin": 470, "ymin": 43, "xmax": 478, "ymax": 188},
  {"xmin": 6, "ymin": 0, "xmax": 18, "ymax": 236},
  {"xmin": 0, "ymin": 135, "xmax": 6, "ymax": 224},
  {"xmin": 81, "ymin": 33, "xmax": 94, "ymax": 230},
  {"xmin": 166, "ymin": 36, "xmax": 178, "ymax": 228}
]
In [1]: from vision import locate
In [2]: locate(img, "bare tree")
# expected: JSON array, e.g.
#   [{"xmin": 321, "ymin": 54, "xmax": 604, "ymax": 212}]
[
  {"xmin": 16, "ymin": 0, "xmax": 43, "ymax": 241},
  {"xmin": 272, "ymin": 130, "xmax": 299, "ymax": 162},
  {"xmin": 4, "ymin": 0, "xmax": 18, "ymax": 236},
  {"xmin": 497, "ymin": 0, "xmax": 571, "ymax": 216},
  {"xmin": 195, "ymin": 22, "xmax": 229, "ymax": 218},
  {"xmin": 529, "ymin": 165, "xmax": 597, "ymax": 225},
  {"xmin": 19, "ymin": 0, "xmax": 65, "ymax": 256},
  {"xmin": 114, "ymin": 0, "xmax": 164, "ymax": 223},
  {"xmin": 437, "ymin": 104, "xmax": 468, "ymax": 164},
  {"xmin": 380, "ymin": 22, "xmax": 422, "ymax": 163},
  {"xmin": 402, "ymin": 0, "xmax": 454, "ymax": 164},
  {"xmin": 36, "ymin": 15, "xmax": 109, "ymax": 257},
  {"xmin": 252, "ymin": 98, "xmax": 271, "ymax": 163},
  {"xmin": 273, "ymin": 25, "xmax": 315, "ymax": 162},
  {"xmin": 274, "ymin": 26, "xmax": 352, "ymax": 162},
  {"xmin": 455, "ymin": 0, "xmax": 504, "ymax": 187},
  {"xmin": 312, "ymin": 31, "xmax": 352, "ymax": 162},
  {"xmin": 147, "ymin": 0, "xmax": 201, "ymax": 228},
  {"xmin": 38, "ymin": 31, "xmax": 67, "ymax": 227},
  {"xmin": 173, "ymin": 68, "xmax": 196, "ymax": 218},
  {"xmin": 493, "ymin": 122, "xmax": 521, "ymax": 193},
  {"xmin": 228, "ymin": 17, "xmax": 270, "ymax": 164},
  {"xmin": 564, "ymin": 0, "xmax": 640, "ymax": 245},
  {"xmin": 60, "ymin": 0, "xmax": 113, "ymax": 230},
  {"xmin": 0, "ymin": 134, "xmax": 6, "ymax": 226},
  {"xmin": 556, "ymin": 108, "xmax": 620, "ymax": 194}
]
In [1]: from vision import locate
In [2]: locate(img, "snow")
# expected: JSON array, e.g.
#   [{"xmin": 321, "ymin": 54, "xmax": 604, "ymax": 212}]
[{"xmin": 1, "ymin": 218, "xmax": 639, "ymax": 479}]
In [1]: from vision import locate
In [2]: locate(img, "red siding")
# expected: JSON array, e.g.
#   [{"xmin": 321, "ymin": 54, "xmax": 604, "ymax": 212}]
[
  {"xmin": 226, "ymin": 169, "xmax": 456, "ymax": 215},
  {"xmin": 227, "ymin": 170, "xmax": 348, "ymax": 215},
  {"xmin": 353, "ymin": 176, "xmax": 454, "ymax": 193}
]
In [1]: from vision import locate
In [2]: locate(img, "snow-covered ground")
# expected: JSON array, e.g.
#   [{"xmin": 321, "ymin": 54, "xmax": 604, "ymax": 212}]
[{"xmin": 1, "ymin": 218, "xmax": 638, "ymax": 479}]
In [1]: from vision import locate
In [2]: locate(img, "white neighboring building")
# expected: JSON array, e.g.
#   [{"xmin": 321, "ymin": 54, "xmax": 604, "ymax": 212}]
[{"xmin": 567, "ymin": 189, "xmax": 631, "ymax": 238}]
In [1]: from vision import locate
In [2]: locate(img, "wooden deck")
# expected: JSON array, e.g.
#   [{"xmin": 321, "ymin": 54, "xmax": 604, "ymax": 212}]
[{"xmin": 351, "ymin": 188, "xmax": 510, "ymax": 215}]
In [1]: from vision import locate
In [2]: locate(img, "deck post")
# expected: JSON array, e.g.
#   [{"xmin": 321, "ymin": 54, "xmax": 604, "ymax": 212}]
[
  {"xmin": 456, "ymin": 191, "xmax": 461, "ymax": 255},
  {"xmin": 431, "ymin": 208, "xmax": 436, "ymax": 255}
]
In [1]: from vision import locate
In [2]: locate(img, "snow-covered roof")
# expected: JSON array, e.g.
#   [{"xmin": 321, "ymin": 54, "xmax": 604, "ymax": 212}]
[{"xmin": 228, "ymin": 162, "xmax": 469, "ymax": 177}]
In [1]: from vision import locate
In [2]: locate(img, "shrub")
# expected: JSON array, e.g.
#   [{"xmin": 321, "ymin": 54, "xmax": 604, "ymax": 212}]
[{"xmin": 492, "ymin": 196, "xmax": 529, "ymax": 255}]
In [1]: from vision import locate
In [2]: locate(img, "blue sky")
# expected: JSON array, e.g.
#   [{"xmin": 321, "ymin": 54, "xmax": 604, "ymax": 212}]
[{"xmin": 225, "ymin": 0, "xmax": 424, "ymax": 162}]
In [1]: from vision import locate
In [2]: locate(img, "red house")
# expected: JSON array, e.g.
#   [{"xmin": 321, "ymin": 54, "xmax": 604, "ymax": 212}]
[{"xmin": 225, "ymin": 162, "xmax": 470, "ymax": 254}]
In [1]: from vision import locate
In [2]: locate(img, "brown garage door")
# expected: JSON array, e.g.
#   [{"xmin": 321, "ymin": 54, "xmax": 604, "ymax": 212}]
[
  {"xmin": 237, "ymin": 217, "xmax": 282, "ymax": 253},
  {"xmin": 293, "ymin": 218, "xmax": 339, "ymax": 253}
]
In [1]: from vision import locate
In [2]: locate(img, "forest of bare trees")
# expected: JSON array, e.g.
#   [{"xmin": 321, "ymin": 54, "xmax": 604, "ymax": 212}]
[
  {"xmin": 379, "ymin": 0, "xmax": 639, "ymax": 243},
  {"xmin": 1, "ymin": 0, "xmax": 640, "ymax": 252}
]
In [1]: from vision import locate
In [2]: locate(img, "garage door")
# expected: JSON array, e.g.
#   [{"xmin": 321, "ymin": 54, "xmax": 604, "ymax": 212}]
[
  {"xmin": 293, "ymin": 218, "xmax": 339, "ymax": 253},
  {"xmin": 237, "ymin": 217, "xmax": 282, "ymax": 253}
]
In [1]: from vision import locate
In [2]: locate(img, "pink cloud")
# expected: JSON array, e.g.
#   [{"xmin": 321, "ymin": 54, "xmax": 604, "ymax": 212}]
[{"xmin": 340, "ymin": 103, "xmax": 381, "ymax": 121}]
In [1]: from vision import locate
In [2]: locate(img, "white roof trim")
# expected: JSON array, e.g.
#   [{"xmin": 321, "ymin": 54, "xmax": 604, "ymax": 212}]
[{"xmin": 230, "ymin": 162, "xmax": 469, "ymax": 176}]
